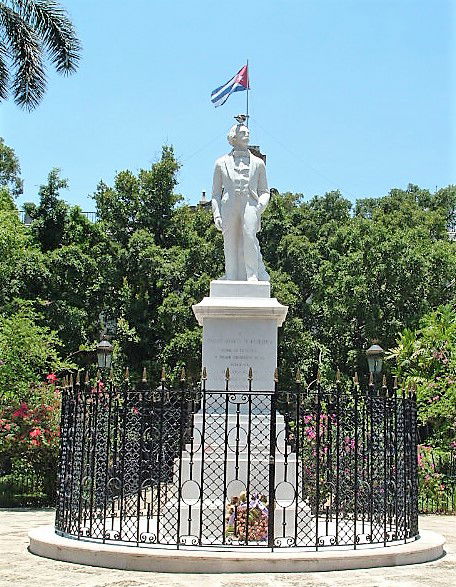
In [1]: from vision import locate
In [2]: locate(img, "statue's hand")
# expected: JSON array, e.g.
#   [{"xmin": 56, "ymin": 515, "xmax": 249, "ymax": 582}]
[
  {"xmin": 257, "ymin": 202, "xmax": 267, "ymax": 216},
  {"xmin": 214, "ymin": 216, "xmax": 223, "ymax": 231}
]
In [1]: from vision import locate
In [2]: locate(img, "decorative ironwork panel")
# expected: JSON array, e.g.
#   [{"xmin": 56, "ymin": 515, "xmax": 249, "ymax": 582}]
[{"xmin": 55, "ymin": 373, "xmax": 419, "ymax": 551}]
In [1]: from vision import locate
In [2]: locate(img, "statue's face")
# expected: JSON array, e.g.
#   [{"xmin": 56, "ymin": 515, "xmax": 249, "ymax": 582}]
[
  {"xmin": 228, "ymin": 124, "xmax": 249, "ymax": 148},
  {"xmin": 234, "ymin": 125, "xmax": 249, "ymax": 147}
]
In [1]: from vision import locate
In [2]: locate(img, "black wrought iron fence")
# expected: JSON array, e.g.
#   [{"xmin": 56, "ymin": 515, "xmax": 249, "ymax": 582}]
[
  {"xmin": 54, "ymin": 372, "xmax": 419, "ymax": 550},
  {"xmin": 0, "ymin": 472, "xmax": 54, "ymax": 507}
]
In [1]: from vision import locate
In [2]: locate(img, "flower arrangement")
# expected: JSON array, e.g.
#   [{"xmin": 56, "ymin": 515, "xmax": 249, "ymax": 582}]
[{"xmin": 225, "ymin": 492, "xmax": 268, "ymax": 542}]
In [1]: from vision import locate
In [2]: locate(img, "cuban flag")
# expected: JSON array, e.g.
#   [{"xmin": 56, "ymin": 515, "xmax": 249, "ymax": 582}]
[{"xmin": 211, "ymin": 65, "xmax": 249, "ymax": 108}]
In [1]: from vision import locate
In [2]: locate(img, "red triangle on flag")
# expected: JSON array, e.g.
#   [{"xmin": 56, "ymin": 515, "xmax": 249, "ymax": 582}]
[{"xmin": 236, "ymin": 65, "xmax": 249, "ymax": 89}]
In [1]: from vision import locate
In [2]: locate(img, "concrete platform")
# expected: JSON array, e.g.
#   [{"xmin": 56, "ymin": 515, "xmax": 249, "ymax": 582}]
[
  {"xmin": 1, "ymin": 510, "xmax": 454, "ymax": 586},
  {"xmin": 28, "ymin": 525, "xmax": 445, "ymax": 573}
]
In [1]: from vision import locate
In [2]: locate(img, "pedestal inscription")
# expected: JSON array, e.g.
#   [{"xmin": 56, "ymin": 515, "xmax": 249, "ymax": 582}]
[{"xmin": 203, "ymin": 319, "xmax": 276, "ymax": 391}]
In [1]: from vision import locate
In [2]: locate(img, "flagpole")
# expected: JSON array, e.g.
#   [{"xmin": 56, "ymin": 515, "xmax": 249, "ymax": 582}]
[{"xmin": 246, "ymin": 59, "xmax": 249, "ymax": 127}]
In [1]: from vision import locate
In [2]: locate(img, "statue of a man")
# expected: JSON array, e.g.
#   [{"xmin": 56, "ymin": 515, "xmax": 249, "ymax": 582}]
[{"xmin": 211, "ymin": 122, "xmax": 270, "ymax": 281}]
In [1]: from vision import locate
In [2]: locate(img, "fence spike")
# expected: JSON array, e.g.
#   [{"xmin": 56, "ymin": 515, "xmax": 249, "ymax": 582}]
[
  {"xmin": 336, "ymin": 368, "xmax": 341, "ymax": 383},
  {"xmin": 274, "ymin": 367, "xmax": 279, "ymax": 383},
  {"xmin": 69, "ymin": 374, "xmax": 74, "ymax": 389},
  {"xmin": 142, "ymin": 367, "xmax": 147, "ymax": 383},
  {"xmin": 353, "ymin": 372, "xmax": 359, "ymax": 386},
  {"xmin": 225, "ymin": 367, "xmax": 230, "ymax": 381},
  {"xmin": 295, "ymin": 367, "xmax": 302, "ymax": 383},
  {"xmin": 84, "ymin": 371, "xmax": 89, "ymax": 385},
  {"xmin": 96, "ymin": 369, "xmax": 102, "ymax": 381},
  {"xmin": 407, "ymin": 384, "xmax": 411, "ymax": 398},
  {"xmin": 161, "ymin": 366, "xmax": 166, "ymax": 382},
  {"xmin": 248, "ymin": 367, "xmax": 253, "ymax": 381},
  {"xmin": 393, "ymin": 375, "xmax": 398, "ymax": 390},
  {"xmin": 402, "ymin": 383, "xmax": 407, "ymax": 399},
  {"xmin": 201, "ymin": 366, "xmax": 207, "ymax": 380},
  {"xmin": 109, "ymin": 368, "xmax": 114, "ymax": 381},
  {"xmin": 76, "ymin": 370, "xmax": 80, "ymax": 386},
  {"xmin": 382, "ymin": 374, "xmax": 387, "ymax": 388},
  {"xmin": 180, "ymin": 366, "xmax": 186, "ymax": 382},
  {"xmin": 316, "ymin": 369, "xmax": 321, "ymax": 383},
  {"xmin": 124, "ymin": 367, "xmax": 130, "ymax": 381},
  {"xmin": 369, "ymin": 372, "xmax": 374, "ymax": 386}
]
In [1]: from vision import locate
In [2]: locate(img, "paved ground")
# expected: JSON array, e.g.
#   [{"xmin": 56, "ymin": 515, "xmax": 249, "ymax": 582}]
[{"xmin": 0, "ymin": 509, "xmax": 454, "ymax": 587}]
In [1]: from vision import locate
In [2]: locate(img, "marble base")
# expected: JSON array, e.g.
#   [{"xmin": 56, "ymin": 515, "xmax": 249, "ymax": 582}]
[{"xmin": 29, "ymin": 526, "xmax": 445, "ymax": 573}]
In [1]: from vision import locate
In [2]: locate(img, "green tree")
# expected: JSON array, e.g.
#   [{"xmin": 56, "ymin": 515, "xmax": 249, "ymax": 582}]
[
  {"xmin": 24, "ymin": 168, "xmax": 70, "ymax": 251},
  {"xmin": 0, "ymin": 136, "xmax": 22, "ymax": 195},
  {"xmin": 260, "ymin": 186, "xmax": 456, "ymax": 384},
  {"xmin": 0, "ymin": 303, "xmax": 65, "ymax": 407},
  {"xmin": 0, "ymin": 188, "xmax": 47, "ymax": 309},
  {"xmin": 94, "ymin": 146, "xmax": 181, "ymax": 247},
  {"xmin": 0, "ymin": 0, "xmax": 80, "ymax": 109},
  {"xmin": 389, "ymin": 304, "xmax": 456, "ymax": 447}
]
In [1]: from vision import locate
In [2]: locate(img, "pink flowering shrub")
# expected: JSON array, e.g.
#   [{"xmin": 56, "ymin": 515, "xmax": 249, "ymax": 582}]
[
  {"xmin": 417, "ymin": 444, "xmax": 452, "ymax": 505},
  {"xmin": 290, "ymin": 412, "xmax": 348, "ymax": 511},
  {"xmin": 0, "ymin": 380, "xmax": 61, "ymax": 494}
]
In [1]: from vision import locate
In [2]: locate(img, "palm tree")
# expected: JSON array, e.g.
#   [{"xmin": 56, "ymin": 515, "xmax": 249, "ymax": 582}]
[{"xmin": 0, "ymin": 0, "xmax": 81, "ymax": 110}]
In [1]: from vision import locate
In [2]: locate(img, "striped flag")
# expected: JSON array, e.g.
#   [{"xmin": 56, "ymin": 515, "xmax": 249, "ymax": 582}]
[{"xmin": 211, "ymin": 65, "xmax": 249, "ymax": 108}]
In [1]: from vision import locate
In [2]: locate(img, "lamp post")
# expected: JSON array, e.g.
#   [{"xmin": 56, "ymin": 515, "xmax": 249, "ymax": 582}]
[
  {"xmin": 96, "ymin": 337, "xmax": 113, "ymax": 370},
  {"xmin": 366, "ymin": 343, "xmax": 384, "ymax": 375}
]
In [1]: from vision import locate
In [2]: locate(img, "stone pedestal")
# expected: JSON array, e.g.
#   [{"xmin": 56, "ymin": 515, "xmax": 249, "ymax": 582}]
[
  {"xmin": 192, "ymin": 280, "xmax": 288, "ymax": 392},
  {"xmin": 163, "ymin": 280, "xmax": 290, "ymax": 542}
]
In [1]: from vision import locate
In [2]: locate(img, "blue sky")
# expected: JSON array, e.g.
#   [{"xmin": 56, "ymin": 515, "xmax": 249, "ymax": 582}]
[{"xmin": 2, "ymin": 0, "xmax": 454, "ymax": 211}]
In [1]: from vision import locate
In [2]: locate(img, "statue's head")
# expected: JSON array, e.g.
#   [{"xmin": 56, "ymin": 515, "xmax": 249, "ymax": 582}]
[{"xmin": 227, "ymin": 124, "xmax": 250, "ymax": 148}]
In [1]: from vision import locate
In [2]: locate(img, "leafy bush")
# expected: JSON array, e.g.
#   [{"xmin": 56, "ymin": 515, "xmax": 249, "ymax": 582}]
[
  {"xmin": 0, "ymin": 304, "xmax": 66, "ymax": 407},
  {"xmin": 389, "ymin": 304, "xmax": 456, "ymax": 447}
]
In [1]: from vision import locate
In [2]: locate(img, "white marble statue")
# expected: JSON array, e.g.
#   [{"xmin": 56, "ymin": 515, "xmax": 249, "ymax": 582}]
[{"xmin": 211, "ymin": 121, "xmax": 270, "ymax": 281}]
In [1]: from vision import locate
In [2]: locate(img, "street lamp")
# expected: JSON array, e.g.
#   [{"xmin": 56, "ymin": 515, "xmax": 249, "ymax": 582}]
[
  {"xmin": 96, "ymin": 338, "xmax": 113, "ymax": 370},
  {"xmin": 366, "ymin": 343, "xmax": 384, "ymax": 374}
]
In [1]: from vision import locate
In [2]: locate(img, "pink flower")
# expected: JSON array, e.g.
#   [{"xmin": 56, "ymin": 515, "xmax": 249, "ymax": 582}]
[
  {"xmin": 305, "ymin": 427, "xmax": 316, "ymax": 440},
  {"xmin": 46, "ymin": 373, "xmax": 58, "ymax": 384},
  {"xmin": 12, "ymin": 402, "xmax": 29, "ymax": 418},
  {"xmin": 91, "ymin": 380, "xmax": 106, "ymax": 395},
  {"xmin": 30, "ymin": 438, "xmax": 41, "ymax": 447},
  {"xmin": 29, "ymin": 428, "xmax": 42, "ymax": 438}
]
